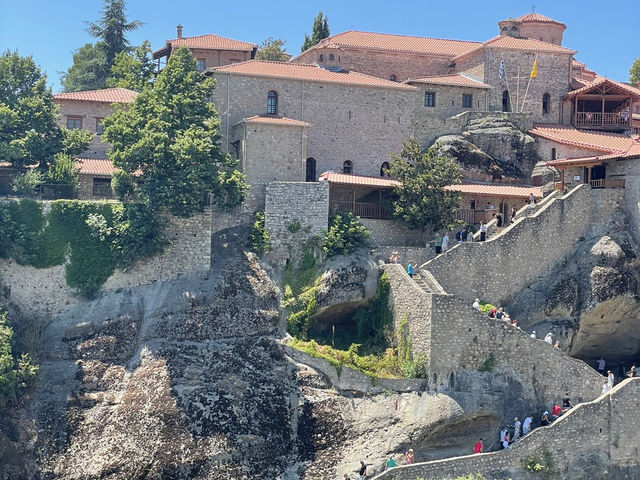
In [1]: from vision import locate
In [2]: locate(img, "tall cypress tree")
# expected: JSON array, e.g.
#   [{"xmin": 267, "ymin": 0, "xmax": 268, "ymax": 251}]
[
  {"xmin": 301, "ymin": 11, "xmax": 330, "ymax": 52},
  {"xmin": 87, "ymin": 0, "xmax": 143, "ymax": 67}
]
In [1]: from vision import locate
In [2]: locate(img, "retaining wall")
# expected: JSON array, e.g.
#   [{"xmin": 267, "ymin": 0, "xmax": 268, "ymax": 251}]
[{"xmin": 360, "ymin": 218, "xmax": 431, "ymax": 247}]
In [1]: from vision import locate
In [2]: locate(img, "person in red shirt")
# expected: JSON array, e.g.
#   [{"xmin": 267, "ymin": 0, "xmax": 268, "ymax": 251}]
[
  {"xmin": 551, "ymin": 403, "xmax": 562, "ymax": 420},
  {"xmin": 474, "ymin": 439, "xmax": 483, "ymax": 454}
]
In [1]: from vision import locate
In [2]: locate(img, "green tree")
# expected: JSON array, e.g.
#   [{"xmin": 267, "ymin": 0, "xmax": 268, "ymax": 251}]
[
  {"xmin": 389, "ymin": 139, "xmax": 462, "ymax": 231},
  {"xmin": 630, "ymin": 56, "xmax": 640, "ymax": 85},
  {"xmin": 86, "ymin": 0, "xmax": 143, "ymax": 68},
  {"xmin": 103, "ymin": 47, "xmax": 247, "ymax": 216},
  {"xmin": 106, "ymin": 40, "xmax": 154, "ymax": 91},
  {"xmin": 256, "ymin": 37, "xmax": 290, "ymax": 62},
  {"xmin": 0, "ymin": 51, "xmax": 89, "ymax": 170},
  {"xmin": 301, "ymin": 11, "xmax": 330, "ymax": 52},
  {"xmin": 60, "ymin": 43, "xmax": 109, "ymax": 92}
]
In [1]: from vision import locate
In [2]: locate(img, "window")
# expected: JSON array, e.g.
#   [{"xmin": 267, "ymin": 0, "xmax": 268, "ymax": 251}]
[
  {"xmin": 551, "ymin": 148, "xmax": 556, "ymax": 160},
  {"xmin": 305, "ymin": 158, "xmax": 316, "ymax": 182},
  {"xmin": 197, "ymin": 59, "xmax": 206, "ymax": 72},
  {"xmin": 95, "ymin": 118, "xmax": 104, "ymax": 135},
  {"xmin": 66, "ymin": 116, "xmax": 82, "ymax": 130},
  {"xmin": 389, "ymin": 74, "xmax": 396, "ymax": 82},
  {"xmin": 462, "ymin": 94, "xmax": 472, "ymax": 108},
  {"xmin": 380, "ymin": 162, "xmax": 390, "ymax": 177},
  {"xmin": 424, "ymin": 92, "xmax": 436, "ymax": 107},
  {"xmin": 92, "ymin": 178, "xmax": 112, "ymax": 198},
  {"xmin": 318, "ymin": 54, "xmax": 323, "ymax": 62},
  {"xmin": 329, "ymin": 54, "xmax": 334, "ymax": 61},
  {"xmin": 542, "ymin": 93, "xmax": 550, "ymax": 114},
  {"xmin": 502, "ymin": 90, "xmax": 511, "ymax": 112},
  {"xmin": 342, "ymin": 160, "xmax": 353, "ymax": 174},
  {"xmin": 267, "ymin": 90, "xmax": 278, "ymax": 115}
]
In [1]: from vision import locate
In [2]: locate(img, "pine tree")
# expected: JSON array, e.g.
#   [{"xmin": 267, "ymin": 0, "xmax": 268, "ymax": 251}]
[
  {"xmin": 301, "ymin": 11, "xmax": 330, "ymax": 52},
  {"xmin": 106, "ymin": 40, "xmax": 154, "ymax": 91}
]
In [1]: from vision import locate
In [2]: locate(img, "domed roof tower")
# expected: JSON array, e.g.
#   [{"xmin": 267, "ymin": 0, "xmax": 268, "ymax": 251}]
[{"xmin": 516, "ymin": 13, "xmax": 566, "ymax": 45}]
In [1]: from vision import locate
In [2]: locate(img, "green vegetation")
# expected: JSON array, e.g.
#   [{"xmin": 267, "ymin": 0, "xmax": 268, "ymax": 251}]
[
  {"xmin": 521, "ymin": 450, "xmax": 554, "ymax": 475},
  {"xmin": 478, "ymin": 352, "xmax": 496, "ymax": 372},
  {"xmin": 283, "ymin": 240, "xmax": 320, "ymax": 337},
  {"xmin": 301, "ymin": 11, "xmax": 330, "ymax": 52},
  {"xmin": 322, "ymin": 209, "xmax": 370, "ymax": 257},
  {"xmin": 478, "ymin": 301, "xmax": 496, "ymax": 315},
  {"xmin": 106, "ymin": 40, "xmax": 154, "ymax": 91},
  {"xmin": 103, "ymin": 46, "xmax": 247, "ymax": 217},
  {"xmin": 630, "ymin": 56, "xmax": 640, "ymax": 85},
  {"xmin": 0, "ymin": 309, "xmax": 38, "ymax": 413},
  {"xmin": 11, "ymin": 170, "xmax": 43, "ymax": 197},
  {"xmin": 287, "ymin": 220, "xmax": 301, "ymax": 234},
  {"xmin": 110, "ymin": 170, "xmax": 137, "ymax": 200},
  {"xmin": 389, "ymin": 138, "xmax": 462, "ymax": 231},
  {"xmin": 0, "ymin": 199, "xmax": 166, "ymax": 296},
  {"xmin": 256, "ymin": 37, "xmax": 290, "ymax": 61},
  {"xmin": 248, "ymin": 211, "xmax": 271, "ymax": 254}
]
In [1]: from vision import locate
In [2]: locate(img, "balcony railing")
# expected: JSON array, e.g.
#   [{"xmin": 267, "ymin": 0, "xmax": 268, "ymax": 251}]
[
  {"xmin": 576, "ymin": 112, "xmax": 630, "ymax": 127},
  {"xmin": 456, "ymin": 209, "xmax": 488, "ymax": 225},
  {"xmin": 590, "ymin": 178, "xmax": 625, "ymax": 189},
  {"xmin": 330, "ymin": 200, "xmax": 389, "ymax": 219}
]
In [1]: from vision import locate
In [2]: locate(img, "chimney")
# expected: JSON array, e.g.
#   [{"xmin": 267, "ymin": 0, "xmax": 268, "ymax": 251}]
[{"xmin": 176, "ymin": 24, "xmax": 183, "ymax": 39}]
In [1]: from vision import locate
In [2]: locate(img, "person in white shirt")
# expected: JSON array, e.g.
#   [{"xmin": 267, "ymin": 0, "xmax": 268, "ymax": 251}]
[
  {"xmin": 544, "ymin": 333, "xmax": 553, "ymax": 344},
  {"xmin": 513, "ymin": 417, "xmax": 521, "ymax": 441},
  {"xmin": 522, "ymin": 416, "xmax": 532, "ymax": 435},
  {"xmin": 442, "ymin": 233, "xmax": 449, "ymax": 251},
  {"xmin": 530, "ymin": 330, "xmax": 536, "ymax": 339},
  {"xmin": 601, "ymin": 380, "xmax": 609, "ymax": 395},
  {"xmin": 607, "ymin": 370, "xmax": 615, "ymax": 389},
  {"xmin": 472, "ymin": 298, "xmax": 480, "ymax": 310}
]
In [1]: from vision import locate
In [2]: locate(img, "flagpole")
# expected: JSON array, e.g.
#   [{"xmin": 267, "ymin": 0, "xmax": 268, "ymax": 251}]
[
  {"xmin": 516, "ymin": 66, "xmax": 520, "ymax": 114},
  {"xmin": 521, "ymin": 54, "xmax": 538, "ymax": 113},
  {"xmin": 501, "ymin": 55, "xmax": 515, "ymax": 113}
]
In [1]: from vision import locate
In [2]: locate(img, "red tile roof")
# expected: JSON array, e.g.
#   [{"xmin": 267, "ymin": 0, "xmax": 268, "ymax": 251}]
[
  {"xmin": 319, "ymin": 171, "xmax": 400, "ymax": 188},
  {"xmin": 445, "ymin": 183, "xmax": 543, "ymax": 199},
  {"xmin": 77, "ymin": 158, "xmax": 117, "ymax": 176},
  {"xmin": 406, "ymin": 74, "xmax": 491, "ymax": 89},
  {"xmin": 529, "ymin": 124, "xmax": 635, "ymax": 153},
  {"xmin": 454, "ymin": 35, "xmax": 575, "ymax": 61},
  {"xmin": 166, "ymin": 34, "xmax": 256, "ymax": 52},
  {"xmin": 516, "ymin": 13, "xmax": 566, "ymax": 29},
  {"xmin": 53, "ymin": 88, "xmax": 138, "ymax": 103},
  {"xmin": 294, "ymin": 30, "xmax": 481, "ymax": 58},
  {"xmin": 211, "ymin": 61, "xmax": 417, "ymax": 90},
  {"xmin": 236, "ymin": 115, "xmax": 310, "ymax": 128},
  {"xmin": 564, "ymin": 76, "xmax": 640, "ymax": 100},
  {"xmin": 547, "ymin": 139, "xmax": 640, "ymax": 167}
]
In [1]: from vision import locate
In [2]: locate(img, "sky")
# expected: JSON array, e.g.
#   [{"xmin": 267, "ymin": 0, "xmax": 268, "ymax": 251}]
[{"xmin": 1, "ymin": 0, "xmax": 638, "ymax": 93}]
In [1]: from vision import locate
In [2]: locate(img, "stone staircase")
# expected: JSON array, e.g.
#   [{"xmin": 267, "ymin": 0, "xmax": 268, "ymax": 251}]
[{"xmin": 412, "ymin": 270, "xmax": 446, "ymax": 295}]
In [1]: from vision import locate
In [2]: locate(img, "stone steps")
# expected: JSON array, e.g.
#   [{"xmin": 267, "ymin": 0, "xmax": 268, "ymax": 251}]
[{"xmin": 413, "ymin": 270, "xmax": 446, "ymax": 295}]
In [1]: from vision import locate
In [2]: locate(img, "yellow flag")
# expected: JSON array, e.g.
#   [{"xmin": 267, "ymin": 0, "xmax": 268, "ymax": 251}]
[{"xmin": 530, "ymin": 59, "xmax": 538, "ymax": 79}]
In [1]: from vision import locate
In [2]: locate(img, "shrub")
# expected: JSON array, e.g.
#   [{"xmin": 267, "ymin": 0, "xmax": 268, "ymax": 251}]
[
  {"xmin": 478, "ymin": 302, "xmax": 496, "ymax": 315},
  {"xmin": 400, "ymin": 352, "xmax": 429, "ymax": 379},
  {"xmin": 248, "ymin": 211, "xmax": 270, "ymax": 254},
  {"xmin": 322, "ymin": 209, "xmax": 370, "ymax": 257},
  {"xmin": 45, "ymin": 153, "xmax": 78, "ymax": 188},
  {"xmin": 11, "ymin": 170, "xmax": 43, "ymax": 196},
  {"xmin": 110, "ymin": 170, "xmax": 137, "ymax": 200},
  {"xmin": 287, "ymin": 220, "xmax": 301, "ymax": 233},
  {"xmin": 478, "ymin": 352, "xmax": 496, "ymax": 372}
]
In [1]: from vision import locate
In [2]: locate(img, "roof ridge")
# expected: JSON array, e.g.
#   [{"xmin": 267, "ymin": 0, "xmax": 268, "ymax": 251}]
[
  {"xmin": 169, "ymin": 32, "xmax": 256, "ymax": 44},
  {"xmin": 328, "ymin": 29, "xmax": 483, "ymax": 44}
]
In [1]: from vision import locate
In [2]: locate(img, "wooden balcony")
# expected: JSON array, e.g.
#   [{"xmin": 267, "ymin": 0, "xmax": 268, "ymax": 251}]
[
  {"xmin": 330, "ymin": 200, "xmax": 389, "ymax": 219},
  {"xmin": 589, "ymin": 178, "xmax": 625, "ymax": 189},
  {"xmin": 456, "ymin": 209, "xmax": 488, "ymax": 225},
  {"xmin": 576, "ymin": 112, "xmax": 630, "ymax": 127}
]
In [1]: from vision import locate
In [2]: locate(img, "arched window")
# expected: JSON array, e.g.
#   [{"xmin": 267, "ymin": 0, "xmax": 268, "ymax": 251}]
[
  {"xmin": 389, "ymin": 74, "xmax": 397, "ymax": 82},
  {"xmin": 305, "ymin": 158, "xmax": 316, "ymax": 182},
  {"xmin": 502, "ymin": 90, "xmax": 511, "ymax": 112},
  {"xmin": 380, "ymin": 162, "xmax": 390, "ymax": 177},
  {"xmin": 542, "ymin": 93, "xmax": 550, "ymax": 114},
  {"xmin": 267, "ymin": 91, "xmax": 278, "ymax": 115},
  {"xmin": 318, "ymin": 54, "xmax": 323, "ymax": 62},
  {"xmin": 329, "ymin": 53, "xmax": 335, "ymax": 61},
  {"xmin": 342, "ymin": 160, "xmax": 353, "ymax": 174},
  {"xmin": 551, "ymin": 148, "xmax": 556, "ymax": 160}
]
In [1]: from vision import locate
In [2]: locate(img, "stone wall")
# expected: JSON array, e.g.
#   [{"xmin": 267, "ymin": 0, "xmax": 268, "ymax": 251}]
[
  {"xmin": 370, "ymin": 246, "xmax": 434, "ymax": 268},
  {"xmin": 424, "ymin": 185, "xmax": 624, "ymax": 305},
  {"xmin": 374, "ymin": 378, "xmax": 640, "ymax": 480},
  {"xmin": 0, "ymin": 207, "xmax": 212, "ymax": 319},
  {"xmin": 360, "ymin": 218, "xmax": 430, "ymax": 247},
  {"xmin": 54, "ymin": 99, "xmax": 115, "ymax": 158},
  {"xmin": 610, "ymin": 157, "xmax": 640, "ymax": 241},
  {"xmin": 412, "ymin": 83, "xmax": 489, "ymax": 119},
  {"xmin": 183, "ymin": 47, "xmax": 252, "ymax": 69}
]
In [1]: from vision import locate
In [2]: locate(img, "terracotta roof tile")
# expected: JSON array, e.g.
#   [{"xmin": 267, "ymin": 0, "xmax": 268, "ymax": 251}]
[
  {"xmin": 77, "ymin": 158, "xmax": 117, "ymax": 176},
  {"xmin": 211, "ymin": 61, "xmax": 417, "ymax": 90},
  {"xmin": 166, "ymin": 34, "xmax": 256, "ymax": 52},
  {"xmin": 236, "ymin": 115, "xmax": 310, "ymax": 128},
  {"xmin": 565, "ymin": 76, "xmax": 640, "ymax": 100},
  {"xmin": 547, "ymin": 138, "xmax": 640, "ymax": 167},
  {"xmin": 53, "ymin": 88, "xmax": 138, "ymax": 103},
  {"xmin": 294, "ymin": 30, "xmax": 481, "ymax": 58},
  {"xmin": 454, "ymin": 35, "xmax": 575, "ymax": 61},
  {"xmin": 319, "ymin": 171, "xmax": 400, "ymax": 188},
  {"xmin": 516, "ymin": 13, "xmax": 566, "ymax": 28},
  {"xmin": 406, "ymin": 74, "xmax": 491, "ymax": 89},
  {"xmin": 445, "ymin": 183, "xmax": 543, "ymax": 199},
  {"xmin": 529, "ymin": 124, "xmax": 636, "ymax": 153}
]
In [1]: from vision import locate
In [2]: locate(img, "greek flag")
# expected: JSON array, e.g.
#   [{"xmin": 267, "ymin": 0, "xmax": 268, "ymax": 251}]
[{"xmin": 498, "ymin": 59, "xmax": 505, "ymax": 79}]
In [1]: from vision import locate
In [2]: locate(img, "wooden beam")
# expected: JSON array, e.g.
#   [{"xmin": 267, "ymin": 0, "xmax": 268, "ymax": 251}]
[{"xmin": 574, "ymin": 94, "xmax": 631, "ymax": 101}]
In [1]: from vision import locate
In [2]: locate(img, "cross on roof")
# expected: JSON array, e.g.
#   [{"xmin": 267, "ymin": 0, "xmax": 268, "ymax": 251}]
[{"xmin": 531, "ymin": 4, "xmax": 536, "ymax": 13}]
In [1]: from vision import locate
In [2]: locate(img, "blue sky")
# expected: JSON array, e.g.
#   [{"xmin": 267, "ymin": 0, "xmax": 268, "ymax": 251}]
[{"xmin": 1, "ymin": 0, "xmax": 637, "ymax": 92}]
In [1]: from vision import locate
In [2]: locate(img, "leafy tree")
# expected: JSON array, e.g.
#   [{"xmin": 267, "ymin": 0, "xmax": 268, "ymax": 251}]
[
  {"xmin": 301, "ymin": 11, "xmax": 330, "ymax": 52},
  {"xmin": 630, "ymin": 57, "xmax": 640, "ymax": 85},
  {"xmin": 86, "ymin": 0, "xmax": 143, "ymax": 68},
  {"xmin": 256, "ymin": 37, "xmax": 290, "ymax": 62},
  {"xmin": 61, "ymin": 43, "xmax": 109, "ymax": 92},
  {"xmin": 110, "ymin": 170, "xmax": 137, "ymax": 200},
  {"xmin": 45, "ymin": 154, "xmax": 79, "ymax": 188},
  {"xmin": 103, "ymin": 47, "xmax": 247, "ymax": 216},
  {"xmin": 389, "ymin": 139, "xmax": 461, "ymax": 231},
  {"xmin": 322, "ymin": 209, "xmax": 370, "ymax": 257},
  {"xmin": 11, "ymin": 170, "xmax": 43, "ymax": 196},
  {"xmin": 106, "ymin": 40, "xmax": 154, "ymax": 91}
]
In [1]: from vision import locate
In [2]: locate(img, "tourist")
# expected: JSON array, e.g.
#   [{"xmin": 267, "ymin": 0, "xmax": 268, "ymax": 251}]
[
  {"xmin": 607, "ymin": 370, "xmax": 615, "ymax": 389},
  {"xmin": 502, "ymin": 431, "xmax": 510, "ymax": 449},
  {"xmin": 344, "ymin": 474, "xmax": 350, "ymax": 479},
  {"xmin": 385, "ymin": 456, "xmax": 397, "ymax": 470},
  {"xmin": 359, "ymin": 460, "xmax": 367, "ymax": 479},
  {"xmin": 434, "ymin": 235, "xmax": 443, "ymax": 254},
  {"xmin": 544, "ymin": 332, "xmax": 553, "ymax": 345},
  {"xmin": 499, "ymin": 427, "xmax": 507, "ymax": 449},
  {"xmin": 528, "ymin": 192, "xmax": 536, "ymax": 209},
  {"xmin": 405, "ymin": 449, "xmax": 415, "ymax": 464},
  {"xmin": 479, "ymin": 221, "xmax": 487, "ymax": 241},
  {"xmin": 442, "ymin": 232, "xmax": 449, "ymax": 252},
  {"xmin": 407, "ymin": 263, "xmax": 414, "ymax": 278},
  {"xmin": 628, "ymin": 365, "xmax": 637, "ymax": 378},
  {"xmin": 522, "ymin": 415, "xmax": 532, "ymax": 435},
  {"xmin": 472, "ymin": 298, "xmax": 480, "ymax": 311},
  {"xmin": 510, "ymin": 206, "xmax": 517, "ymax": 223},
  {"xmin": 509, "ymin": 317, "xmax": 518, "ymax": 328},
  {"xmin": 597, "ymin": 357, "xmax": 606, "ymax": 373},
  {"xmin": 602, "ymin": 379, "xmax": 609, "ymax": 395},
  {"xmin": 553, "ymin": 340, "xmax": 560, "ymax": 349},
  {"xmin": 466, "ymin": 230, "xmax": 473, "ymax": 242},
  {"xmin": 496, "ymin": 212, "xmax": 503, "ymax": 233},
  {"xmin": 496, "ymin": 307, "xmax": 505, "ymax": 320},
  {"xmin": 562, "ymin": 393, "xmax": 573, "ymax": 412},
  {"xmin": 455, "ymin": 230, "xmax": 462, "ymax": 243},
  {"xmin": 530, "ymin": 330, "xmax": 536, "ymax": 339},
  {"xmin": 512, "ymin": 417, "xmax": 521, "ymax": 442},
  {"xmin": 473, "ymin": 438, "xmax": 483, "ymax": 454},
  {"xmin": 551, "ymin": 403, "xmax": 563, "ymax": 420},
  {"xmin": 389, "ymin": 251, "xmax": 399, "ymax": 264},
  {"xmin": 540, "ymin": 411, "xmax": 550, "ymax": 426}
]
